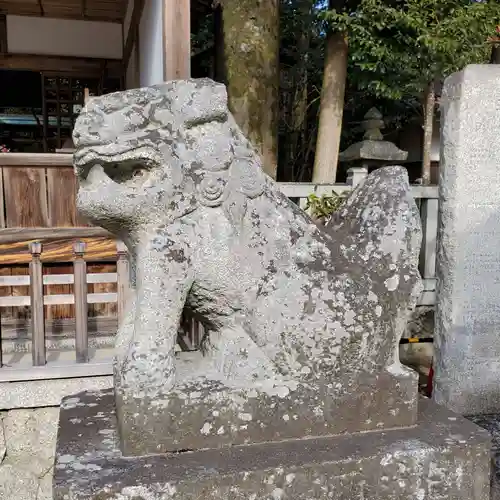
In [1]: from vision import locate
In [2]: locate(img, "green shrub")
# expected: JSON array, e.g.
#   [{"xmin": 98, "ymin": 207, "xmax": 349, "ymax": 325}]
[{"xmin": 305, "ymin": 191, "xmax": 347, "ymax": 223}]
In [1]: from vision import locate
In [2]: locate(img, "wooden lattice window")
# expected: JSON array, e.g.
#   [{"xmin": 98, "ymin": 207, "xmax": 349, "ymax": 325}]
[{"xmin": 41, "ymin": 75, "xmax": 122, "ymax": 152}]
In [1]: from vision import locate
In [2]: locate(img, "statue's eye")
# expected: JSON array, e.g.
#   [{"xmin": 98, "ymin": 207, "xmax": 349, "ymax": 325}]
[
  {"xmin": 102, "ymin": 163, "xmax": 148, "ymax": 183},
  {"xmin": 133, "ymin": 167, "xmax": 146, "ymax": 178}
]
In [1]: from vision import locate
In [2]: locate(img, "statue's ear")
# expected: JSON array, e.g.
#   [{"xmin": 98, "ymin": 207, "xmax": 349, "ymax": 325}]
[{"xmin": 230, "ymin": 156, "xmax": 266, "ymax": 199}]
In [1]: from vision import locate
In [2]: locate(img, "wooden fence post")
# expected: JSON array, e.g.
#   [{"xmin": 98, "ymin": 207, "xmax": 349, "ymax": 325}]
[
  {"xmin": 29, "ymin": 241, "xmax": 45, "ymax": 366},
  {"xmin": 73, "ymin": 241, "xmax": 88, "ymax": 363},
  {"xmin": 0, "ymin": 310, "xmax": 2, "ymax": 368},
  {"xmin": 116, "ymin": 241, "xmax": 130, "ymax": 326}
]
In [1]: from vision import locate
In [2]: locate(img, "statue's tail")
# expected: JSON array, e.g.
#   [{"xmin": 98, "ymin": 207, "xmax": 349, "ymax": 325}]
[{"xmin": 325, "ymin": 166, "xmax": 423, "ymax": 368}]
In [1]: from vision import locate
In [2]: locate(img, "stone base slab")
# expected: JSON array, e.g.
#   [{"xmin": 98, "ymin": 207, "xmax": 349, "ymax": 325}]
[
  {"xmin": 116, "ymin": 352, "xmax": 418, "ymax": 455},
  {"xmin": 53, "ymin": 389, "xmax": 491, "ymax": 500},
  {"xmin": 468, "ymin": 414, "xmax": 500, "ymax": 500}
]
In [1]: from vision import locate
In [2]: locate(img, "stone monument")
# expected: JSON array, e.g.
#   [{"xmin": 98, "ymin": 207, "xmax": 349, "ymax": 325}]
[
  {"xmin": 434, "ymin": 65, "xmax": 500, "ymax": 415},
  {"xmin": 53, "ymin": 79, "xmax": 491, "ymax": 499},
  {"xmin": 434, "ymin": 64, "xmax": 500, "ymax": 499}
]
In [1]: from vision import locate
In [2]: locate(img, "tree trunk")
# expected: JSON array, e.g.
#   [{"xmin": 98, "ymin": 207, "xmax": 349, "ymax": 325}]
[
  {"xmin": 222, "ymin": 0, "xmax": 279, "ymax": 179},
  {"xmin": 490, "ymin": 45, "xmax": 500, "ymax": 64},
  {"xmin": 421, "ymin": 81, "xmax": 435, "ymax": 185},
  {"xmin": 312, "ymin": 31, "xmax": 348, "ymax": 184}
]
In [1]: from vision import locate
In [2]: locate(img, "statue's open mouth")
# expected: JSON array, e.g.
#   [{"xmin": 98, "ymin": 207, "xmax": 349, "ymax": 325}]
[{"xmin": 74, "ymin": 145, "xmax": 161, "ymax": 184}]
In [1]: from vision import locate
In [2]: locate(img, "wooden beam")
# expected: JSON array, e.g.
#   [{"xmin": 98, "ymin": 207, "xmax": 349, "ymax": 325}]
[
  {"xmin": 0, "ymin": 53, "xmax": 122, "ymax": 77},
  {"xmin": 0, "ymin": 237, "xmax": 117, "ymax": 265},
  {"xmin": 0, "ymin": 153, "xmax": 73, "ymax": 166},
  {"xmin": 123, "ymin": 0, "xmax": 145, "ymax": 69},
  {"xmin": 0, "ymin": 273, "xmax": 118, "ymax": 286},
  {"xmin": 0, "ymin": 227, "xmax": 112, "ymax": 244},
  {"xmin": 163, "ymin": 0, "xmax": 191, "ymax": 80}
]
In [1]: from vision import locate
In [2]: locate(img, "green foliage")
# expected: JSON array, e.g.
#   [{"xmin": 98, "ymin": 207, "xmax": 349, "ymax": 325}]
[
  {"xmin": 279, "ymin": 0, "xmax": 499, "ymax": 179},
  {"xmin": 192, "ymin": 0, "xmax": 499, "ymax": 182},
  {"xmin": 305, "ymin": 191, "xmax": 348, "ymax": 221},
  {"xmin": 324, "ymin": 0, "xmax": 499, "ymax": 100}
]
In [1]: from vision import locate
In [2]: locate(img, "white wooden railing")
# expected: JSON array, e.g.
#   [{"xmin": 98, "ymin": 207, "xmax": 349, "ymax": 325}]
[{"xmin": 0, "ymin": 170, "xmax": 439, "ymax": 382}]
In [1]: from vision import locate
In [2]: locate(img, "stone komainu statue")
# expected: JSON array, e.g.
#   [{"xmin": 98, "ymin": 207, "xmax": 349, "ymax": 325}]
[{"xmin": 72, "ymin": 79, "xmax": 422, "ymax": 456}]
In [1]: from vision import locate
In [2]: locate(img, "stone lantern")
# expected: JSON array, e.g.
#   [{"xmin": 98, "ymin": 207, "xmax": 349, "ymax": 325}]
[{"xmin": 339, "ymin": 108, "xmax": 408, "ymax": 186}]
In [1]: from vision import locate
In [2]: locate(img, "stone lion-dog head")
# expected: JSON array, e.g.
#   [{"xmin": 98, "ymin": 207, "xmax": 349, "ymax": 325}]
[{"xmin": 73, "ymin": 78, "xmax": 267, "ymax": 234}]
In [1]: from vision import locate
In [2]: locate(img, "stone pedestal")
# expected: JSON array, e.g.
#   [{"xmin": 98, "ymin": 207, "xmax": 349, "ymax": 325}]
[
  {"xmin": 53, "ymin": 389, "xmax": 491, "ymax": 500},
  {"xmin": 115, "ymin": 352, "xmax": 418, "ymax": 456}
]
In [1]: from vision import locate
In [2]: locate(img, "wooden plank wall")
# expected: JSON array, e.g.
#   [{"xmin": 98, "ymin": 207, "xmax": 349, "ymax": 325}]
[{"xmin": 0, "ymin": 153, "xmax": 117, "ymax": 321}]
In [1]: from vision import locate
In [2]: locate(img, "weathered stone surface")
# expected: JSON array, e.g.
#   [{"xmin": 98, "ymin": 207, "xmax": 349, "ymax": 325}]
[
  {"xmin": 78, "ymin": 364, "xmax": 417, "ymax": 456},
  {"xmin": 72, "ymin": 79, "xmax": 423, "ymax": 455},
  {"xmin": 53, "ymin": 389, "xmax": 491, "ymax": 500},
  {"xmin": 0, "ymin": 407, "xmax": 58, "ymax": 500},
  {"xmin": 468, "ymin": 414, "xmax": 500, "ymax": 500},
  {"xmin": 434, "ymin": 65, "xmax": 500, "ymax": 414},
  {"xmin": 0, "ymin": 380, "xmax": 112, "ymax": 499},
  {"xmin": 0, "ymin": 376, "xmax": 112, "ymax": 410},
  {"xmin": 3, "ymin": 407, "xmax": 58, "ymax": 478},
  {"xmin": 0, "ymin": 464, "xmax": 39, "ymax": 500},
  {"xmin": 37, "ymin": 473, "xmax": 53, "ymax": 500}
]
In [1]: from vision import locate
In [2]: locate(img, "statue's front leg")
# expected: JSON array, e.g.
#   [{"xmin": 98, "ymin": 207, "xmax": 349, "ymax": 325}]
[
  {"xmin": 114, "ymin": 289, "xmax": 136, "ymax": 374},
  {"xmin": 114, "ymin": 241, "xmax": 193, "ymax": 456}
]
